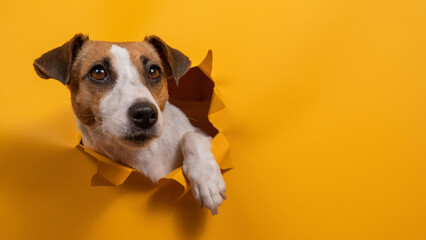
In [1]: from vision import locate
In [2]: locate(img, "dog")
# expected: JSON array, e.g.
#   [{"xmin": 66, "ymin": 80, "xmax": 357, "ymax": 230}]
[{"xmin": 33, "ymin": 34, "xmax": 226, "ymax": 215}]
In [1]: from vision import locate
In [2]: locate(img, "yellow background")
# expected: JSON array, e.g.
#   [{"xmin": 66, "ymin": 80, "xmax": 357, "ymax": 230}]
[{"xmin": 1, "ymin": 0, "xmax": 426, "ymax": 239}]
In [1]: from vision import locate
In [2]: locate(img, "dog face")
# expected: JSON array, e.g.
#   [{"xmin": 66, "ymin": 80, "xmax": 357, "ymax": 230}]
[{"xmin": 33, "ymin": 34, "xmax": 191, "ymax": 148}]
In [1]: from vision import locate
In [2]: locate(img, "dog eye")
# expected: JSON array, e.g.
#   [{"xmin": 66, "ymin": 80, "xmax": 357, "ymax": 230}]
[
  {"xmin": 89, "ymin": 65, "xmax": 107, "ymax": 81},
  {"xmin": 147, "ymin": 66, "xmax": 161, "ymax": 79}
]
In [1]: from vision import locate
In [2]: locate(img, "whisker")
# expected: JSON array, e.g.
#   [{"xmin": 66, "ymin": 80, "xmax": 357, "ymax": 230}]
[{"xmin": 187, "ymin": 117, "xmax": 199, "ymax": 123}]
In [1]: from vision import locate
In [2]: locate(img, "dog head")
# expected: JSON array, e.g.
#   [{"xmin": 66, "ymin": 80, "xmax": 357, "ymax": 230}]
[{"xmin": 33, "ymin": 34, "xmax": 191, "ymax": 148}]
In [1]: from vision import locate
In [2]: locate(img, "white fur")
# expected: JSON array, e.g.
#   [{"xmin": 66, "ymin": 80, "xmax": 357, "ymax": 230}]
[
  {"xmin": 99, "ymin": 44, "xmax": 163, "ymax": 138},
  {"xmin": 78, "ymin": 45, "xmax": 226, "ymax": 215}
]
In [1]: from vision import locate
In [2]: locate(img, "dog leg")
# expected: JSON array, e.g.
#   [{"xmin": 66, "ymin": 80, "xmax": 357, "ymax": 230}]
[{"xmin": 180, "ymin": 131, "xmax": 226, "ymax": 215}]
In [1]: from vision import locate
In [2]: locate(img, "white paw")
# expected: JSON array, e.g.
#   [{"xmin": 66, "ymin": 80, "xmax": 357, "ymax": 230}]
[{"xmin": 184, "ymin": 160, "xmax": 226, "ymax": 215}]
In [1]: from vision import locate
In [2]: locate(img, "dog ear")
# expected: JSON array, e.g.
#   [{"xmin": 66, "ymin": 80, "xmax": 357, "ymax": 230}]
[
  {"xmin": 33, "ymin": 33, "xmax": 88, "ymax": 85},
  {"xmin": 145, "ymin": 36, "xmax": 191, "ymax": 85}
]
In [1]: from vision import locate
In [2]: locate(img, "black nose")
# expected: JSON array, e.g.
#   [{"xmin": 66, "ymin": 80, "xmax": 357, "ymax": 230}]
[{"xmin": 128, "ymin": 102, "xmax": 158, "ymax": 129}]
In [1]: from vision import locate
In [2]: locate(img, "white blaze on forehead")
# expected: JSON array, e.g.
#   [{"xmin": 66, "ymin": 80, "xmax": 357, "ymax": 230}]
[
  {"xmin": 99, "ymin": 44, "xmax": 161, "ymax": 137},
  {"xmin": 110, "ymin": 44, "xmax": 139, "ymax": 85}
]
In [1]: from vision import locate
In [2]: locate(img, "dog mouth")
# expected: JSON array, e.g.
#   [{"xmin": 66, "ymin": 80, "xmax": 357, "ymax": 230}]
[
  {"xmin": 125, "ymin": 133, "xmax": 150, "ymax": 142},
  {"xmin": 123, "ymin": 133, "xmax": 154, "ymax": 147},
  {"xmin": 105, "ymin": 121, "xmax": 163, "ymax": 148},
  {"xmin": 121, "ymin": 132, "xmax": 157, "ymax": 148}
]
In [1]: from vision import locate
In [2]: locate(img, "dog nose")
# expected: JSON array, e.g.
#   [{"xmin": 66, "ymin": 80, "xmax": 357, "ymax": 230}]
[{"xmin": 128, "ymin": 102, "xmax": 158, "ymax": 129}]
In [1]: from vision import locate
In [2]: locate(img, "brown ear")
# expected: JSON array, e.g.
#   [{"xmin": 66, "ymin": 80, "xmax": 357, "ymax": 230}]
[
  {"xmin": 33, "ymin": 33, "xmax": 88, "ymax": 85},
  {"xmin": 145, "ymin": 36, "xmax": 191, "ymax": 85}
]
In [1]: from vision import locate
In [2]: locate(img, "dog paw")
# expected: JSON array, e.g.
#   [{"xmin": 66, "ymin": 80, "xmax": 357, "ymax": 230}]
[{"xmin": 184, "ymin": 162, "xmax": 226, "ymax": 215}]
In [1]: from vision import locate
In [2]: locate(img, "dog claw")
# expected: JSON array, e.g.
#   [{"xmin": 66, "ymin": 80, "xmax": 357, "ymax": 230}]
[
  {"xmin": 220, "ymin": 191, "xmax": 227, "ymax": 200},
  {"xmin": 211, "ymin": 208, "xmax": 218, "ymax": 215}
]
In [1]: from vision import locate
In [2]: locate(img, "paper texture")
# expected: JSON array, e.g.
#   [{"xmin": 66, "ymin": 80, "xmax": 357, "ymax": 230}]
[{"xmin": 76, "ymin": 50, "xmax": 232, "ymax": 194}]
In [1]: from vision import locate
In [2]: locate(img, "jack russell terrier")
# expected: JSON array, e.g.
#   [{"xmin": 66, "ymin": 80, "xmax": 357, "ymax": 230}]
[{"xmin": 33, "ymin": 34, "xmax": 226, "ymax": 215}]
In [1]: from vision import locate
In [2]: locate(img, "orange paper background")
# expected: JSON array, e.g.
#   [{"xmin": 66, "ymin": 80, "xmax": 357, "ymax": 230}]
[{"xmin": 1, "ymin": 0, "xmax": 426, "ymax": 239}]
